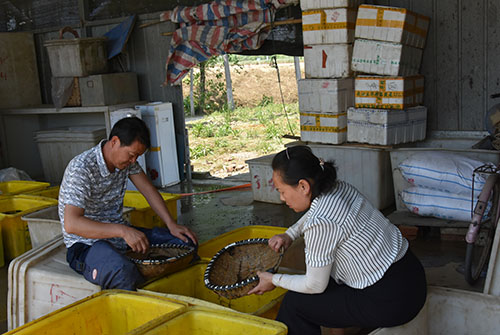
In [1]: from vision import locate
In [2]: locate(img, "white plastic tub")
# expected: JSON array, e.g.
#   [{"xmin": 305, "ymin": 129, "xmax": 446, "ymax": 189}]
[
  {"xmin": 246, "ymin": 154, "xmax": 283, "ymax": 204},
  {"xmin": 8, "ymin": 236, "xmax": 100, "ymax": 330},
  {"xmin": 285, "ymin": 142, "xmax": 394, "ymax": 210},
  {"xmin": 369, "ymin": 286, "xmax": 500, "ymax": 335},
  {"xmin": 21, "ymin": 205, "xmax": 134, "ymax": 249},
  {"xmin": 34, "ymin": 126, "xmax": 106, "ymax": 184}
]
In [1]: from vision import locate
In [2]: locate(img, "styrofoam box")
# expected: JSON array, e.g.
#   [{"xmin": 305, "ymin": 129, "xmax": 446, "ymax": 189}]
[
  {"xmin": 245, "ymin": 154, "xmax": 282, "ymax": 204},
  {"xmin": 8, "ymin": 236, "xmax": 100, "ymax": 330},
  {"xmin": 78, "ymin": 72, "xmax": 139, "ymax": 107},
  {"xmin": 355, "ymin": 75, "xmax": 424, "ymax": 109},
  {"xmin": 351, "ymin": 39, "xmax": 423, "ymax": 76},
  {"xmin": 34, "ymin": 126, "xmax": 106, "ymax": 184},
  {"xmin": 300, "ymin": 111, "xmax": 347, "ymax": 144},
  {"xmin": 302, "ymin": 8, "xmax": 357, "ymax": 45},
  {"xmin": 370, "ymin": 287, "xmax": 500, "ymax": 334},
  {"xmin": 298, "ymin": 78, "xmax": 354, "ymax": 113},
  {"xmin": 287, "ymin": 141, "xmax": 394, "ymax": 209},
  {"xmin": 347, "ymin": 106, "xmax": 427, "ymax": 145},
  {"xmin": 355, "ymin": 5, "xmax": 430, "ymax": 49},
  {"xmin": 304, "ymin": 44, "xmax": 352, "ymax": 79},
  {"xmin": 390, "ymin": 140, "xmax": 500, "ymax": 212},
  {"xmin": 300, "ymin": 0, "xmax": 362, "ymax": 11},
  {"xmin": 136, "ymin": 102, "xmax": 180, "ymax": 188}
]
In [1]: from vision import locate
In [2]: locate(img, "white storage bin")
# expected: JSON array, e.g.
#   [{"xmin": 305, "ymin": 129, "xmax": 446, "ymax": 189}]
[
  {"xmin": 287, "ymin": 142, "xmax": 394, "ymax": 209},
  {"xmin": 300, "ymin": 0, "xmax": 362, "ymax": 11},
  {"xmin": 351, "ymin": 39, "xmax": 423, "ymax": 76},
  {"xmin": 355, "ymin": 5, "xmax": 430, "ymax": 49},
  {"xmin": 304, "ymin": 44, "xmax": 353, "ymax": 79},
  {"xmin": 21, "ymin": 205, "xmax": 134, "ymax": 249},
  {"xmin": 44, "ymin": 37, "xmax": 108, "ymax": 77},
  {"xmin": 302, "ymin": 8, "xmax": 357, "ymax": 45},
  {"xmin": 246, "ymin": 154, "xmax": 283, "ymax": 204},
  {"xmin": 300, "ymin": 111, "xmax": 347, "ymax": 144},
  {"xmin": 370, "ymin": 286, "xmax": 500, "ymax": 334},
  {"xmin": 34, "ymin": 126, "xmax": 106, "ymax": 184},
  {"xmin": 8, "ymin": 236, "xmax": 101, "ymax": 330},
  {"xmin": 347, "ymin": 106, "xmax": 427, "ymax": 145},
  {"xmin": 355, "ymin": 75, "xmax": 424, "ymax": 110},
  {"xmin": 78, "ymin": 72, "xmax": 139, "ymax": 107},
  {"xmin": 298, "ymin": 78, "xmax": 354, "ymax": 114},
  {"xmin": 390, "ymin": 136, "xmax": 500, "ymax": 212}
]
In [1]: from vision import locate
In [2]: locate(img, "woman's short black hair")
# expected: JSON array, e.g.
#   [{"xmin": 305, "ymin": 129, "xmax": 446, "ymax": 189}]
[
  {"xmin": 272, "ymin": 145, "xmax": 337, "ymax": 200},
  {"xmin": 109, "ymin": 116, "xmax": 151, "ymax": 149}
]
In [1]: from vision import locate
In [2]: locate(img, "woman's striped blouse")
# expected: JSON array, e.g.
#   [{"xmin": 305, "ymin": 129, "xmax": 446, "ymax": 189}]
[{"xmin": 286, "ymin": 181, "xmax": 408, "ymax": 289}]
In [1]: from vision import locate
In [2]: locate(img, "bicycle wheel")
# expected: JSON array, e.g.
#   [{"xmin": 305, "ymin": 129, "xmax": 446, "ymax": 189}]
[
  {"xmin": 464, "ymin": 186, "xmax": 499, "ymax": 285},
  {"xmin": 464, "ymin": 223, "xmax": 495, "ymax": 285}
]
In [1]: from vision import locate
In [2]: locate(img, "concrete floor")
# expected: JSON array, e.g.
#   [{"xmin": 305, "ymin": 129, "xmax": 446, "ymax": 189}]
[{"xmin": 0, "ymin": 173, "xmax": 486, "ymax": 333}]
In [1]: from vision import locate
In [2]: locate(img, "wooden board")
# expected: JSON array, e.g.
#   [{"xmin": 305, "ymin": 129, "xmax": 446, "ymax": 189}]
[{"xmin": 0, "ymin": 32, "xmax": 42, "ymax": 109}]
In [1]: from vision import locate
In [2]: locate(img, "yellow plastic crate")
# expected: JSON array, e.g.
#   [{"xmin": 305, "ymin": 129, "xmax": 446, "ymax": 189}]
[
  {"xmin": 0, "ymin": 180, "xmax": 50, "ymax": 196},
  {"xmin": 5, "ymin": 290, "xmax": 188, "ymax": 335},
  {"xmin": 28, "ymin": 186, "xmax": 60, "ymax": 200},
  {"xmin": 0, "ymin": 213, "xmax": 4, "ymax": 268},
  {"xmin": 124, "ymin": 190, "xmax": 181, "ymax": 228},
  {"xmin": 0, "ymin": 195, "xmax": 58, "ymax": 260},
  {"xmin": 142, "ymin": 261, "xmax": 287, "ymax": 319},
  {"xmin": 140, "ymin": 306, "xmax": 288, "ymax": 335}
]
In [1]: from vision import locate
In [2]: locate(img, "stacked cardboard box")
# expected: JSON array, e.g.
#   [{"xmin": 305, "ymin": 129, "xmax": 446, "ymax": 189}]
[
  {"xmin": 347, "ymin": 5, "xmax": 430, "ymax": 145},
  {"xmin": 299, "ymin": 0, "xmax": 362, "ymax": 144}
]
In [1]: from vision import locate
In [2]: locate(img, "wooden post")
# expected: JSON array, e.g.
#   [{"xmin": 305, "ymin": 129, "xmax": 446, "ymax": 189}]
[
  {"xmin": 223, "ymin": 54, "xmax": 235, "ymax": 110},
  {"xmin": 189, "ymin": 69, "xmax": 195, "ymax": 117}
]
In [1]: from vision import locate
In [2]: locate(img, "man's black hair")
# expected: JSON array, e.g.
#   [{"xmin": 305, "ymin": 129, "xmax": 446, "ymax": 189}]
[{"xmin": 109, "ymin": 117, "xmax": 151, "ymax": 149}]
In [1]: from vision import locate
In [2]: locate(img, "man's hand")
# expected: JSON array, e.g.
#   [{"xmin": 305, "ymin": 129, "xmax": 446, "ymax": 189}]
[
  {"xmin": 121, "ymin": 226, "xmax": 149, "ymax": 253},
  {"xmin": 268, "ymin": 233, "xmax": 293, "ymax": 253},
  {"xmin": 247, "ymin": 271, "xmax": 275, "ymax": 295},
  {"xmin": 169, "ymin": 223, "xmax": 198, "ymax": 245}
]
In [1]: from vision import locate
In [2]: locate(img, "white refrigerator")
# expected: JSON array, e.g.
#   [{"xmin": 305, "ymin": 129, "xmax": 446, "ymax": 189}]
[
  {"xmin": 135, "ymin": 102, "xmax": 180, "ymax": 187},
  {"xmin": 109, "ymin": 108, "xmax": 147, "ymax": 191}
]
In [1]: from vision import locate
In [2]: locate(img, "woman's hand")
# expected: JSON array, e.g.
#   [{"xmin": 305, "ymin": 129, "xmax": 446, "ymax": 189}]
[
  {"xmin": 268, "ymin": 233, "xmax": 293, "ymax": 253},
  {"xmin": 247, "ymin": 271, "xmax": 275, "ymax": 295}
]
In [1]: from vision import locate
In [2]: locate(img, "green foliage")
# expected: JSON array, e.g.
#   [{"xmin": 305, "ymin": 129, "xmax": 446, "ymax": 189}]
[
  {"xmin": 190, "ymin": 144, "xmax": 214, "ymax": 159},
  {"xmin": 258, "ymin": 95, "xmax": 274, "ymax": 107}
]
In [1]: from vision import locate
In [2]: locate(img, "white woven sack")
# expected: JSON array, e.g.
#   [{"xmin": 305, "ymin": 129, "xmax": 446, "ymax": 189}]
[
  {"xmin": 401, "ymin": 186, "xmax": 490, "ymax": 222},
  {"xmin": 399, "ymin": 152, "xmax": 490, "ymax": 195}
]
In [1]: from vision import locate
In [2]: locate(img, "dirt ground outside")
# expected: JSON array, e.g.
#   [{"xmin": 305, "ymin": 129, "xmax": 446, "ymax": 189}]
[{"xmin": 184, "ymin": 61, "xmax": 303, "ymax": 178}]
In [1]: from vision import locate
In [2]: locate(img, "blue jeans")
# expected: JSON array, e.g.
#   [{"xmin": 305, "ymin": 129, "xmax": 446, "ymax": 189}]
[{"xmin": 66, "ymin": 227, "xmax": 197, "ymax": 291}]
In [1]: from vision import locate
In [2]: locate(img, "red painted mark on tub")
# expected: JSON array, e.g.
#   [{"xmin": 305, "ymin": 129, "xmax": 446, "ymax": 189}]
[
  {"xmin": 50, "ymin": 284, "xmax": 77, "ymax": 304},
  {"xmin": 253, "ymin": 175, "xmax": 261, "ymax": 189},
  {"xmin": 268, "ymin": 178, "xmax": 276, "ymax": 191}
]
